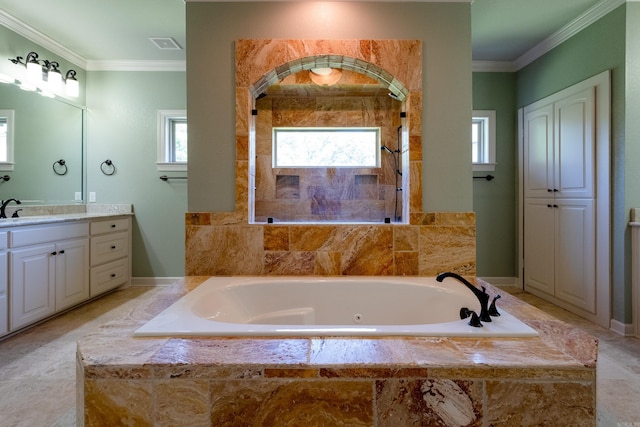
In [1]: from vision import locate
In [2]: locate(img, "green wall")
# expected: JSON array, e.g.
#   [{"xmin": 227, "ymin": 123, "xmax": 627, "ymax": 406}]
[
  {"xmin": 86, "ymin": 71, "xmax": 187, "ymax": 278},
  {"xmin": 472, "ymin": 72, "xmax": 517, "ymax": 278},
  {"xmin": 186, "ymin": 1, "xmax": 473, "ymax": 213},
  {"xmin": 516, "ymin": 4, "xmax": 628, "ymax": 322}
]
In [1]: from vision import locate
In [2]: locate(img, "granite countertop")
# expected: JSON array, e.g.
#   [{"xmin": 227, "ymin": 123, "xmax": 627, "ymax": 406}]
[{"xmin": 0, "ymin": 204, "xmax": 132, "ymax": 228}]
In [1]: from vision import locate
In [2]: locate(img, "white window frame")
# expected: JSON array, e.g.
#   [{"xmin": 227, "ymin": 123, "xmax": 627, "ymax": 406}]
[
  {"xmin": 472, "ymin": 110, "xmax": 496, "ymax": 172},
  {"xmin": 0, "ymin": 110, "xmax": 15, "ymax": 172},
  {"xmin": 157, "ymin": 109, "xmax": 187, "ymax": 172},
  {"xmin": 273, "ymin": 127, "xmax": 381, "ymax": 168}
]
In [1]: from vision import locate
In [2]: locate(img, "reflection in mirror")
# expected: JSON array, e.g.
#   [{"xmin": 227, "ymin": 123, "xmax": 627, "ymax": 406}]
[
  {"xmin": 0, "ymin": 81, "xmax": 83, "ymax": 204},
  {"xmin": 251, "ymin": 68, "xmax": 406, "ymax": 223},
  {"xmin": 0, "ymin": 109, "xmax": 14, "ymax": 166}
]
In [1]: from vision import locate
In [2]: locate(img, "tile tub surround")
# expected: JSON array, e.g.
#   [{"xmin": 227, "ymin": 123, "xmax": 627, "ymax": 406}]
[
  {"xmin": 185, "ymin": 211, "xmax": 476, "ymax": 276},
  {"xmin": 77, "ymin": 277, "xmax": 597, "ymax": 426}
]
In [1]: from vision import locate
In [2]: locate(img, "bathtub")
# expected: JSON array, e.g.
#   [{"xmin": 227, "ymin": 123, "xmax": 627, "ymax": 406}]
[{"xmin": 134, "ymin": 276, "xmax": 538, "ymax": 337}]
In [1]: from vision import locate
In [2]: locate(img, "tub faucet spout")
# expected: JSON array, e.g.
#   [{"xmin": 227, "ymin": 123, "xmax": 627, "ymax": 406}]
[
  {"xmin": 0, "ymin": 198, "xmax": 21, "ymax": 219},
  {"xmin": 436, "ymin": 272, "xmax": 491, "ymax": 322}
]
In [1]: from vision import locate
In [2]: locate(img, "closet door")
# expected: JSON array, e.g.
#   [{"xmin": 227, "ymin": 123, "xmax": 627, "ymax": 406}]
[
  {"xmin": 523, "ymin": 198, "xmax": 555, "ymax": 295},
  {"xmin": 554, "ymin": 199, "xmax": 596, "ymax": 313},
  {"xmin": 554, "ymin": 87, "xmax": 595, "ymax": 199},
  {"xmin": 523, "ymin": 102, "xmax": 554, "ymax": 198}
]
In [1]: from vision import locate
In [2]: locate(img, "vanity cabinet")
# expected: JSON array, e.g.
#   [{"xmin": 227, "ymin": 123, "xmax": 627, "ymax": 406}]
[
  {"xmin": 90, "ymin": 217, "xmax": 131, "ymax": 297},
  {"xmin": 1, "ymin": 214, "xmax": 132, "ymax": 335},
  {"xmin": 9, "ymin": 222, "xmax": 89, "ymax": 330},
  {"xmin": 0, "ymin": 232, "xmax": 8, "ymax": 337}
]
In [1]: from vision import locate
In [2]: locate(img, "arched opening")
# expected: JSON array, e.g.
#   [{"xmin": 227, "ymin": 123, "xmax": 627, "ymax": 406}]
[{"xmin": 248, "ymin": 55, "xmax": 409, "ymax": 224}]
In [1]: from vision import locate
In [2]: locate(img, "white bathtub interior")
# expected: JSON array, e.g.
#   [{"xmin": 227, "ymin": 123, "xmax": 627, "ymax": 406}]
[{"xmin": 134, "ymin": 276, "xmax": 539, "ymax": 337}]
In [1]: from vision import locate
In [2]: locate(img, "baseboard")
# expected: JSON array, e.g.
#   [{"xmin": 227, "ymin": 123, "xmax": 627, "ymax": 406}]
[
  {"xmin": 131, "ymin": 277, "xmax": 182, "ymax": 286},
  {"xmin": 609, "ymin": 318, "xmax": 635, "ymax": 337},
  {"xmin": 478, "ymin": 277, "xmax": 520, "ymax": 287}
]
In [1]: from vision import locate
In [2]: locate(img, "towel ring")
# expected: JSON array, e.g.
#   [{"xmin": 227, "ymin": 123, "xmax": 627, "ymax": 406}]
[
  {"xmin": 100, "ymin": 159, "xmax": 116, "ymax": 176},
  {"xmin": 53, "ymin": 159, "xmax": 68, "ymax": 176}
]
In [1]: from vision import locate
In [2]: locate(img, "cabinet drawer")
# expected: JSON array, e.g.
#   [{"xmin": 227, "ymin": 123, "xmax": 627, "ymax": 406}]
[
  {"xmin": 90, "ymin": 259, "xmax": 129, "ymax": 297},
  {"xmin": 0, "ymin": 231, "xmax": 7, "ymax": 250},
  {"xmin": 90, "ymin": 232, "xmax": 129, "ymax": 266},
  {"xmin": 9, "ymin": 222, "xmax": 88, "ymax": 248},
  {"xmin": 91, "ymin": 218, "xmax": 129, "ymax": 235}
]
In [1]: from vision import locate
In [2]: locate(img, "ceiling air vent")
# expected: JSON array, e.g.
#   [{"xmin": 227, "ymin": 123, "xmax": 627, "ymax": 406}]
[{"xmin": 149, "ymin": 37, "xmax": 182, "ymax": 50}]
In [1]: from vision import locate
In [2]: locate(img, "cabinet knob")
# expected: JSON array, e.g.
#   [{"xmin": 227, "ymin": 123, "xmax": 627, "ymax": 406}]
[
  {"xmin": 547, "ymin": 189, "xmax": 552, "ymax": 192},
  {"xmin": 50, "ymin": 251, "xmax": 57, "ymax": 256},
  {"xmin": 110, "ymin": 273, "xmax": 116, "ymax": 278},
  {"xmin": 553, "ymin": 204, "xmax": 559, "ymax": 208},
  {"xmin": 553, "ymin": 189, "xmax": 559, "ymax": 192},
  {"xmin": 111, "ymin": 245, "xmax": 117, "ymax": 250},
  {"xmin": 111, "ymin": 224, "xmax": 117, "ymax": 228},
  {"xmin": 547, "ymin": 204, "xmax": 552, "ymax": 208},
  {"xmin": 59, "ymin": 250, "xmax": 65, "ymax": 254}
]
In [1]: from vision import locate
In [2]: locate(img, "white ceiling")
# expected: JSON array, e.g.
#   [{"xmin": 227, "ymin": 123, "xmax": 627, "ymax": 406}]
[{"xmin": 0, "ymin": 0, "xmax": 627, "ymax": 71}]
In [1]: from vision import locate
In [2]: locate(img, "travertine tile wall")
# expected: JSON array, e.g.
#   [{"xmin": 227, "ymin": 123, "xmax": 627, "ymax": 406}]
[{"xmin": 185, "ymin": 39, "xmax": 476, "ymax": 276}]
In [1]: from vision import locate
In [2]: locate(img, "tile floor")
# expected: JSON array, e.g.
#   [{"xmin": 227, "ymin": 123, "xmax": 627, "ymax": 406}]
[{"xmin": 0, "ymin": 283, "xmax": 639, "ymax": 426}]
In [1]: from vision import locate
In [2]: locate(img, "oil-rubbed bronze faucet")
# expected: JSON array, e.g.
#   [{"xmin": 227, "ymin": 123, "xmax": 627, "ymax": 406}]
[
  {"xmin": 436, "ymin": 272, "xmax": 495, "ymax": 324},
  {"xmin": 0, "ymin": 198, "xmax": 21, "ymax": 218}
]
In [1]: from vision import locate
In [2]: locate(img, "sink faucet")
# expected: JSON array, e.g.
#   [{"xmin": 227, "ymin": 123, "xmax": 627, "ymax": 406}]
[
  {"xmin": 436, "ymin": 272, "xmax": 492, "ymax": 323},
  {"xmin": 0, "ymin": 198, "xmax": 21, "ymax": 219}
]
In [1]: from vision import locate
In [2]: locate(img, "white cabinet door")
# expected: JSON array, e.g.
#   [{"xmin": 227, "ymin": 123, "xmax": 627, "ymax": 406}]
[
  {"xmin": 523, "ymin": 102, "xmax": 554, "ymax": 198},
  {"xmin": 524, "ymin": 198, "xmax": 555, "ymax": 295},
  {"xmin": 10, "ymin": 244, "xmax": 56, "ymax": 330},
  {"xmin": 554, "ymin": 199, "xmax": 596, "ymax": 313},
  {"xmin": 56, "ymin": 238, "xmax": 90, "ymax": 311},
  {"xmin": 0, "ymin": 251, "xmax": 7, "ymax": 336},
  {"xmin": 554, "ymin": 87, "xmax": 595, "ymax": 199}
]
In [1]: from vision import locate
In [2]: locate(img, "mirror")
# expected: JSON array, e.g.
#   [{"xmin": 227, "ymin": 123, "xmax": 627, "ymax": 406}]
[
  {"xmin": 251, "ymin": 68, "xmax": 407, "ymax": 223},
  {"xmin": 0, "ymin": 81, "xmax": 83, "ymax": 204}
]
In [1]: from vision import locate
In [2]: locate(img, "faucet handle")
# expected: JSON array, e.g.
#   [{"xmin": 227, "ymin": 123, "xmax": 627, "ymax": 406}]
[
  {"xmin": 488, "ymin": 294, "xmax": 501, "ymax": 317},
  {"xmin": 11, "ymin": 209, "xmax": 22, "ymax": 218},
  {"xmin": 467, "ymin": 311, "xmax": 483, "ymax": 327}
]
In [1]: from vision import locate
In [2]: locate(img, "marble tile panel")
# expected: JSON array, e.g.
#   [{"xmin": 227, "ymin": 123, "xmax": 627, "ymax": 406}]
[
  {"xmin": 370, "ymin": 40, "xmax": 422, "ymax": 91},
  {"xmin": 235, "ymin": 86, "xmax": 250, "ymax": 139},
  {"xmin": 394, "ymin": 251, "xmax": 419, "ymax": 275},
  {"xmin": 235, "ymin": 135, "xmax": 249, "ymax": 162},
  {"xmin": 409, "ymin": 134, "xmax": 422, "ymax": 161},
  {"xmin": 148, "ymin": 338, "xmax": 310, "ymax": 366},
  {"xmin": 314, "ymin": 251, "xmax": 342, "ymax": 275},
  {"xmin": 310, "ymin": 338, "xmax": 417, "ymax": 365},
  {"xmin": 264, "ymin": 251, "xmax": 316, "ymax": 275},
  {"xmin": 210, "ymin": 379, "xmax": 374, "ymax": 426},
  {"xmin": 337, "ymin": 226, "xmax": 394, "ymax": 275},
  {"xmin": 272, "ymin": 97, "xmax": 316, "ymax": 127},
  {"xmin": 185, "ymin": 225, "xmax": 264, "ymax": 275},
  {"xmin": 155, "ymin": 379, "xmax": 211, "ymax": 427},
  {"xmin": 448, "ymin": 337, "xmax": 582, "ymax": 368},
  {"xmin": 263, "ymin": 368, "xmax": 319, "ymax": 378},
  {"xmin": 375, "ymin": 378, "xmax": 483, "ymax": 427},
  {"xmin": 526, "ymin": 319, "xmax": 599, "ymax": 367},
  {"xmin": 209, "ymin": 211, "xmax": 246, "ymax": 225},
  {"xmin": 434, "ymin": 211, "xmax": 476, "ymax": 226},
  {"xmin": 408, "ymin": 91, "xmax": 423, "ymax": 136},
  {"xmin": 284, "ymin": 39, "xmax": 372, "ymax": 62},
  {"xmin": 263, "ymin": 225, "xmax": 289, "ymax": 251},
  {"xmin": 289, "ymin": 226, "xmax": 339, "ymax": 251},
  {"xmin": 485, "ymin": 380, "xmax": 595, "ymax": 426},
  {"xmin": 394, "ymin": 225, "xmax": 419, "ymax": 251},
  {"xmin": 320, "ymin": 367, "xmax": 428, "ymax": 379},
  {"xmin": 409, "ymin": 161, "xmax": 422, "ymax": 213},
  {"xmin": 0, "ymin": 379, "xmax": 76, "ymax": 427},
  {"xmin": 152, "ymin": 365, "xmax": 264, "ymax": 380},
  {"xmin": 235, "ymin": 160, "xmax": 249, "ymax": 213},
  {"xmin": 236, "ymin": 39, "xmax": 288, "ymax": 88},
  {"xmin": 83, "ymin": 379, "xmax": 153, "ymax": 426},
  {"xmin": 419, "ymin": 225, "xmax": 476, "ymax": 276}
]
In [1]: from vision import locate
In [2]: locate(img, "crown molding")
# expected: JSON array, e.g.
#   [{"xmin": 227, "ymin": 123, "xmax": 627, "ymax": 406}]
[
  {"xmin": 513, "ymin": 0, "xmax": 626, "ymax": 70},
  {"xmin": 472, "ymin": 61, "xmax": 517, "ymax": 72},
  {"xmin": 0, "ymin": 9, "xmax": 87, "ymax": 69},
  {"xmin": 86, "ymin": 60, "xmax": 186, "ymax": 72}
]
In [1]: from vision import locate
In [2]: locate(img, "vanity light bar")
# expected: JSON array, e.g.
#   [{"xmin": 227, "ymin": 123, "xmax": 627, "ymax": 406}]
[{"xmin": 7, "ymin": 51, "xmax": 79, "ymax": 98}]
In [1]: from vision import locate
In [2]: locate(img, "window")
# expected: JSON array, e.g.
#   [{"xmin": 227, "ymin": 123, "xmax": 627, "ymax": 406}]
[
  {"xmin": 273, "ymin": 127, "xmax": 380, "ymax": 168},
  {"xmin": 0, "ymin": 110, "xmax": 15, "ymax": 171},
  {"xmin": 157, "ymin": 110, "xmax": 187, "ymax": 171},
  {"xmin": 472, "ymin": 110, "xmax": 496, "ymax": 172}
]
